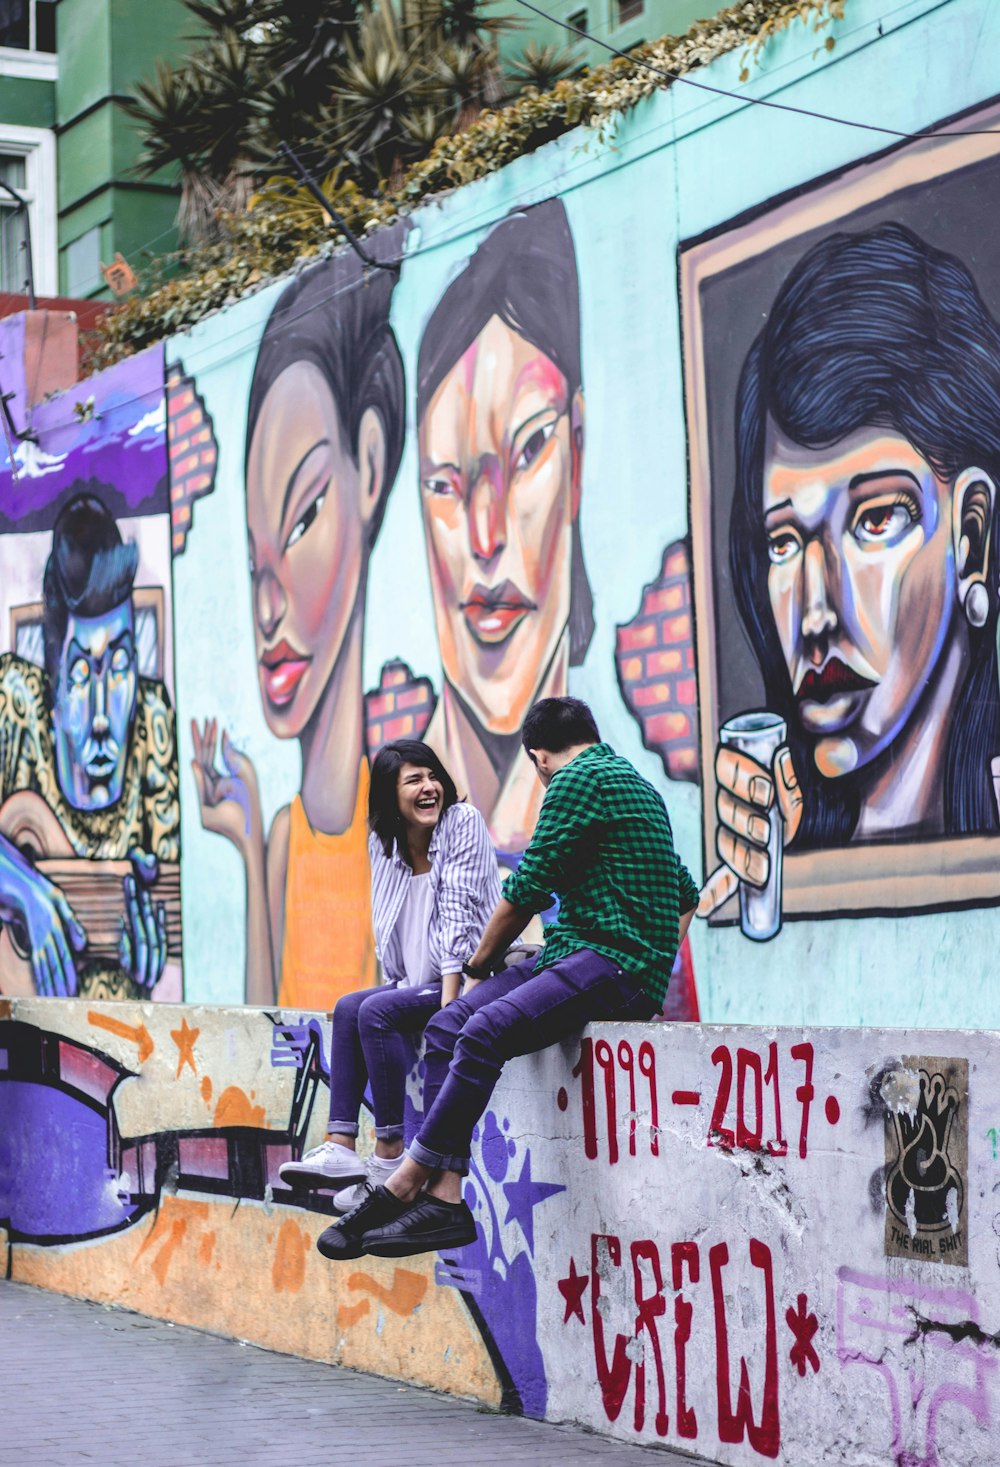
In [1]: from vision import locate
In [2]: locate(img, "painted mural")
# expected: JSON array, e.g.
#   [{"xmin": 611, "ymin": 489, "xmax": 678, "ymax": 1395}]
[
  {"xmin": 4, "ymin": 996, "xmax": 1000, "ymax": 1465},
  {"xmin": 684, "ymin": 101, "xmax": 1000, "ymax": 946},
  {"xmin": 0, "ymin": 346, "xmax": 181, "ymax": 1002}
]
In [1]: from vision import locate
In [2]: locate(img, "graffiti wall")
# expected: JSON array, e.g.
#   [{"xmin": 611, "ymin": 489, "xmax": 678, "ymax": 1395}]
[
  {"xmin": 0, "ymin": 342, "xmax": 182, "ymax": 1003},
  {"xmin": 4, "ymin": 996, "xmax": 999, "ymax": 1465},
  {"xmin": 3, "ymin": 0, "xmax": 1000, "ymax": 1027}
]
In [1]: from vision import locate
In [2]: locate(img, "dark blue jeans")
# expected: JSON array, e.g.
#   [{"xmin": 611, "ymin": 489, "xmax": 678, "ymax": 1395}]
[
  {"xmin": 328, "ymin": 983, "xmax": 442, "ymax": 1141},
  {"xmin": 409, "ymin": 948, "xmax": 658, "ymax": 1173}
]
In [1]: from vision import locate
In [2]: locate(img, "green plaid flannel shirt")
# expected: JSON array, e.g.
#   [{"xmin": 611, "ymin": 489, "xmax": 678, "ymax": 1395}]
[{"xmin": 502, "ymin": 743, "xmax": 700, "ymax": 1006}]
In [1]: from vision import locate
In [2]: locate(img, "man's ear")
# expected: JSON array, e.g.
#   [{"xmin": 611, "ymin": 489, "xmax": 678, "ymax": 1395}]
[
  {"xmin": 953, "ymin": 467, "xmax": 996, "ymax": 612},
  {"xmin": 357, "ymin": 406, "xmax": 387, "ymax": 535},
  {"xmin": 569, "ymin": 389, "xmax": 584, "ymax": 522}
]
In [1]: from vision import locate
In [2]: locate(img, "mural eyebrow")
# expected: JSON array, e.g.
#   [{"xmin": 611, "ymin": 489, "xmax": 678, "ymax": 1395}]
[
  {"xmin": 847, "ymin": 469, "xmax": 923, "ymax": 495},
  {"xmin": 764, "ymin": 499, "xmax": 793, "ymax": 520},
  {"xmin": 281, "ymin": 439, "xmax": 330, "ymax": 527}
]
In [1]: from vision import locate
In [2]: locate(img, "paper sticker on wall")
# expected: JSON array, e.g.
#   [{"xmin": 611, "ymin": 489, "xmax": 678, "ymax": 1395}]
[{"xmin": 882, "ymin": 1056, "xmax": 968, "ymax": 1267}]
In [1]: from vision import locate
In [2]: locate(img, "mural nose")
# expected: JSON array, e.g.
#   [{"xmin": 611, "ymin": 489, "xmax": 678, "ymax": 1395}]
[{"xmin": 469, "ymin": 473, "xmax": 506, "ymax": 564}]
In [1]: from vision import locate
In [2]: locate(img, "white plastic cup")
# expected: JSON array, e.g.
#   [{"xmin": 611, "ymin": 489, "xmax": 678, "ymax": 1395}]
[{"xmin": 719, "ymin": 711, "xmax": 786, "ymax": 942}]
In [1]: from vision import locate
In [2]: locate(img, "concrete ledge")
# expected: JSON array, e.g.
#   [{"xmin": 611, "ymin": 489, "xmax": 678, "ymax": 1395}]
[{"xmin": 1, "ymin": 998, "xmax": 995, "ymax": 1464}]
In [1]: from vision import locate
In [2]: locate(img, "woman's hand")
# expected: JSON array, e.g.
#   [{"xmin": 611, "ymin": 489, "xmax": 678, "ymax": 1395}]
[
  {"xmin": 191, "ymin": 719, "xmax": 263, "ymax": 858},
  {"xmin": 441, "ymin": 972, "xmax": 461, "ymax": 1007},
  {"xmin": 698, "ymin": 742, "xmax": 803, "ymax": 918}
]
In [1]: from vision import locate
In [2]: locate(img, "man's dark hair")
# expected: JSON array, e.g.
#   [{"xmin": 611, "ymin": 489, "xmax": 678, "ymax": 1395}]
[
  {"xmin": 522, "ymin": 697, "xmax": 600, "ymax": 755},
  {"xmin": 369, "ymin": 738, "xmax": 459, "ymax": 857},
  {"xmin": 246, "ymin": 222, "xmax": 407, "ymax": 552},
  {"xmin": 731, "ymin": 222, "xmax": 1000, "ymax": 842},
  {"xmin": 417, "ymin": 199, "xmax": 594, "ymax": 665},
  {"xmin": 42, "ymin": 488, "xmax": 138, "ymax": 689}
]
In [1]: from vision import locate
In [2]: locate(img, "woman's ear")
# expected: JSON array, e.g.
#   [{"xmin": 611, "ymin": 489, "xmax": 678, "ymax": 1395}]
[
  {"xmin": 358, "ymin": 406, "xmax": 387, "ymax": 535},
  {"xmin": 570, "ymin": 389, "xmax": 585, "ymax": 521},
  {"xmin": 953, "ymin": 468, "xmax": 996, "ymax": 617}
]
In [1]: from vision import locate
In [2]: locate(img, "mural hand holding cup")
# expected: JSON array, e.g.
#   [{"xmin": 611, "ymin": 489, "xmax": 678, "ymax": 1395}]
[
  {"xmin": 190, "ymin": 718, "xmax": 263, "ymax": 860},
  {"xmin": 698, "ymin": 713, "xmax": 803, "ymax": 941}
]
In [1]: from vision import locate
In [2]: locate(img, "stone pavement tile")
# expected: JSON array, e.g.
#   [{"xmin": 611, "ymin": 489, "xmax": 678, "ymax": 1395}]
[{"xmin": 1, "ymin": 1280, "xmax": 715, "ymax": 1467}]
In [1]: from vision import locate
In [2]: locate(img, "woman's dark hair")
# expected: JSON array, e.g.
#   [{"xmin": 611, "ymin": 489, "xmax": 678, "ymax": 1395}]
[
  {"xmin": 43, "ymin": 487, "xmax": 138, "ymax": 690},
  {"xmin": 521, "ymin": 696, "xmax": 600, "ymax": 755},
  {"xmin": 417, "ymin": 198, "xmax": 594, "ymax": 664},
  {"xmin": 730, "ymin": 222, "xmax": 1000, "ymax": 843},
  {"xmin": 369, "ymin": 739, "xmax": 459, "ymax": 857},
  {"xmin": 245, "ymin": 221, "xmax": 407, "ymax": 551}
]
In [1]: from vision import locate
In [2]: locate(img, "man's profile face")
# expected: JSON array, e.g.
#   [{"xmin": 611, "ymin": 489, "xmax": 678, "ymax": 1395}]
[{"xmin": 54, "ymin": 599, "xmax": 137, "ymax": 810}]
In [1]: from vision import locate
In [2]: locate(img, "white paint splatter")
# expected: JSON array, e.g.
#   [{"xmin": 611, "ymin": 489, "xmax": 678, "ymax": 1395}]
[
  {"xmin": 905, "ymin": 1187, "xmax": 917, "ymax": 1238},
  {"xmin": 880, "ymin": 1066, "xmax": 921, "ymax": 1118},
  {"xmin": 947, "ymin": 1186, "xmax": 961, "ymax": 1233}
]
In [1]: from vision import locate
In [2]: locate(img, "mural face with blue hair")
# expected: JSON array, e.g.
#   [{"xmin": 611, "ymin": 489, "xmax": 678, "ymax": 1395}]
[{"xmin": 728, "ymin": 223, "xmax": 1000, "ymax": 848}]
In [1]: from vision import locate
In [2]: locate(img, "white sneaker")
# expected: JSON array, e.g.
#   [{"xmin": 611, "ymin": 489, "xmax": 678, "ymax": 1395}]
[
  {"xmin": 332, "ymin": 1154, "xmax": 403, "ymax": 1214},
  {"xmin": 279, "ymin": 1141, "xmax": 367, "ymax": 1190}
]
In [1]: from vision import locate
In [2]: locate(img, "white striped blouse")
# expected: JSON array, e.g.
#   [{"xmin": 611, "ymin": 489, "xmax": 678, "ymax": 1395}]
[{"xmin": 369, "ymin": 801, "xmax": 502, "ymax": 987}]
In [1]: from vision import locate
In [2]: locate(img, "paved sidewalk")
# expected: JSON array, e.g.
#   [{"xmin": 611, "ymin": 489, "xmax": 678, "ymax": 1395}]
[{"xmin": 1, "ymin": 1281, "xmax": 715, "ymax": 1467}]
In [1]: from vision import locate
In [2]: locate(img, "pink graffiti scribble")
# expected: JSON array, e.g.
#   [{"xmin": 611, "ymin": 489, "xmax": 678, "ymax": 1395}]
[{"xmin": 837, "ymin": 1267, "xmax": 995, "ymax": 1466}]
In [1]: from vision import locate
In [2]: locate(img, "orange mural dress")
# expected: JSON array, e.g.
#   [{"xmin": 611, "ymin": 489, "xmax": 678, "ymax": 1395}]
[{"xmin": 277, "ymin": 761, "xmax": 375, "ymax": 1010}]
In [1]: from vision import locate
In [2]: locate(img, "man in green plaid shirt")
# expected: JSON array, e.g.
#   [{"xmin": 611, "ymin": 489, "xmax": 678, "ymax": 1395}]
[{"xmin": 317, "ymin": 697, "xmax": 699, "ymax": 1261}]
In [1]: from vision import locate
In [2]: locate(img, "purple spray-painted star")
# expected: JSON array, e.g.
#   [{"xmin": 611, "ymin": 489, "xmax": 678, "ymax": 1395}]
[{"xmin": 501, "ymin": 1148, "xmax": 565, "ymax": 1254}]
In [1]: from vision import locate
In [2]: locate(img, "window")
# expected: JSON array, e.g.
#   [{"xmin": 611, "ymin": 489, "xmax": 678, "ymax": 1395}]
[
  {"xmin": 568, "ymin": 7, "xmax": 587, "ymax": 32},
  {"xmin": 0, "ymin": 0, "xmax": 56, "ymax": 53},
  {"xmin": 0, "ymin": 153, "xmax": 31, "ymax": 294},
  {"xmin": 616, "ymin": 0, "xmax": 643, "ymax": 22}
]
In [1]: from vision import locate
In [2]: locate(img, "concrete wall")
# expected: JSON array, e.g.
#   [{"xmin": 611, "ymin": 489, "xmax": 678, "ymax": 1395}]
[
  {"xmin": 3, "ymin": 0, "xmax": 1000, "ymax": 1023},
  {"xmin": 2, "ymin": 998, "xmax": 996, "ymax": 1465}
]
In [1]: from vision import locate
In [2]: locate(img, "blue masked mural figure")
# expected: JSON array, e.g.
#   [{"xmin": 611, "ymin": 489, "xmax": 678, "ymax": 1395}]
[
  {"xmin": 417, "ymin": 200, "xmax": 594, "ymax": 872},
  {"xmin": 701, "ymin": 224, "xmax": 1000, "ymax": 919},
  {"xmin": 0, "ymin": 490, "xmax": 179, "ymax": 998}
]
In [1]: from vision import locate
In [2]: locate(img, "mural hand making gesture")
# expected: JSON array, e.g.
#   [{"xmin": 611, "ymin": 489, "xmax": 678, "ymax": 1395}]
[
  {"xmin": 190, "ymin": 718, "xmax": 263, "ymax": 857},
  {"xmin": 698, "ymin": 742, "xmax": 803, "ymax": 918}
]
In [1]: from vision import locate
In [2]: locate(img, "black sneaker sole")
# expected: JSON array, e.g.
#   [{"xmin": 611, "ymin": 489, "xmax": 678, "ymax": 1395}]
[
  {"xmin": 279, "ymin": 1167, "xmax": 367, "ymax": 1190},
  {"xmin": 364, "ymin": 1222, "xmax": 478, "ymax": 1258}
]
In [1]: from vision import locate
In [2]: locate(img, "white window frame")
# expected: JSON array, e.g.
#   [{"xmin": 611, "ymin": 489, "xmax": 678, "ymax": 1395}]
[
  {"xmin": 0, "ymin": 124, "xmax": 57, "ymax": 297},
  {"xmin": 0, "ymin": 0, "xmax": 58, "ymax": 72}
]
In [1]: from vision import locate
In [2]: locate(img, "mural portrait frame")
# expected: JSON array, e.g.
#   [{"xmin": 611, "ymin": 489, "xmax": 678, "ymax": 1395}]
[{"xmin": 681, "ymin": 97, "xmax": 1000, "ymax": 923}]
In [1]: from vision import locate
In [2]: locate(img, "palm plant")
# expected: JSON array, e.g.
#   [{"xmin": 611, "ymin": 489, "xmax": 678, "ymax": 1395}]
[{"xmin": 507, "ymin": 39, "xmax": 582, "ymax": 87}]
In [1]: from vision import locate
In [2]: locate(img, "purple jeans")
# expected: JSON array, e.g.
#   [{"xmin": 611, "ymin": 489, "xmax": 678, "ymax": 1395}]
[
  {"xmin": 409, "ymin": 948, "xmax": 658, "ymax": 1174},
  {"xmin": 328, "ymin": 983, "xmax": 441, "ymax": 1140}
]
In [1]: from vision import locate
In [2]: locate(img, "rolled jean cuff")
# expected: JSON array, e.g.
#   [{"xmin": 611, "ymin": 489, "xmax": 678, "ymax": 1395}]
[
  {"xmin": 374, "ymin": 1124, "xmax": 403, "ymax": 1141},
  {"xmin": 327, "ymin": 1120, "xmax": 360, "ymax": 1137},
  {"xmin": 407, "ymin": 1138, "xmax": 469, "ymax": 1176}
]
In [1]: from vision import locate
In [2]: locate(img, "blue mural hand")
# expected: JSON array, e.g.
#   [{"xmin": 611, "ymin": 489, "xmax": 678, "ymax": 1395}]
[
  {"xmin": 190, "ymin": 717, "xmax": 262, "ymax": 856},
  {"xmin": 0, "ymin": 834, "xmax": 86, "ymax": 998},
  {"xmin": 120, "ymin": 853, "xmax": 167, "ymax": 996}
]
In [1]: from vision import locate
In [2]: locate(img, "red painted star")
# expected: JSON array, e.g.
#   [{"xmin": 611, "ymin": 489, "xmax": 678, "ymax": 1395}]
[
  {"xmin": 786, "ymin": 1292, "xmax": 820, "ymax": 1376},
  {"xmin": 558, "ymin": 1257, "xmax": 589, "ymax": 1325}
]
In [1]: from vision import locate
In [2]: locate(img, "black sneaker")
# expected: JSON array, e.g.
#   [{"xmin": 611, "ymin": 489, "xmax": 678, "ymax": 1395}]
[
  {"xmin": 315, "ymin": 1184, "xmax": 410, "ymax": 1261},
  {"xmin": 362, "ymin": 1196, "xmax": 478, "ymax": 1258}
]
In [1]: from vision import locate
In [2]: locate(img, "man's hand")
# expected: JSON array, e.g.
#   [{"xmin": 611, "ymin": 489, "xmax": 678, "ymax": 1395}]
[
  {"xmin": 119, "ymin": 850, "xmax": 168, "ymax": 996},
  {"xmin": 0, "ymin": 833, "xmax": 86, "ymax": 997}
]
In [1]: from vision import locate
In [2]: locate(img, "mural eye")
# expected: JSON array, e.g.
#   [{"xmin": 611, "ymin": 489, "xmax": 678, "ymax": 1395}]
[
  {"xmin": 767, "ymin": 534, "xmax": 800, "ymax": 565},
  {"xmin": 110, "ymin": 647, "xmax": 131, "ymax": 675},
  {"xmin": 423, "ymin": 475, "xmax": 457, "ymax": 498},
  {"xmin": 514, "ymin": 421, "xmax": 555, "ymax": 472},
  {"xmin": 854, "ymin": 502, "xmax": 915, "ymax": 545},
  {"xmin": 69, "ymin": 658, "xmax": 90, "ymax": 687},
  {"xmin": 286, "ymin": 492, "xmax": 325, "ymax": 549}
]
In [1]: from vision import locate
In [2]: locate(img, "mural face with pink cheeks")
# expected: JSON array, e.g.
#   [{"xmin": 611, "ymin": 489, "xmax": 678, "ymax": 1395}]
[
  {"xmin": 416, "ymin": 200, "xmax": 594, "ymax": 852},
  {"xmin": 420, "ymin": 318, "xmax": 581, "ymax": 736}
]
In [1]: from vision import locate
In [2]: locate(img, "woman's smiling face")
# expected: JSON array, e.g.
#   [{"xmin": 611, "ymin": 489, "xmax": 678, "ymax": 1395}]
[
  {"xmin": 245, "ymin": 362, "xmax": 367, "ymax": 738},
  {"xmin": 763, "ymin": 422, "xmax": 961, "ymax": 778}
]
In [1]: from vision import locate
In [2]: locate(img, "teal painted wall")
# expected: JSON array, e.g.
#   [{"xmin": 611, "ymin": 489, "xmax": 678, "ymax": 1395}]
[
  {"xmin": 0, "ymin": 74, "xmax": 55, "ymax": 128},
  {"xmin": 3, "ymin": 0, "xmax": 1000, "ymax": 1030}
]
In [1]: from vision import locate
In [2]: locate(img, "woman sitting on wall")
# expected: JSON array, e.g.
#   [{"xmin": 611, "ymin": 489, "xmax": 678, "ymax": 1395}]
[{"xmin": 279, "ymin": 739, "xmax": 501, "ymax": 1209}]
